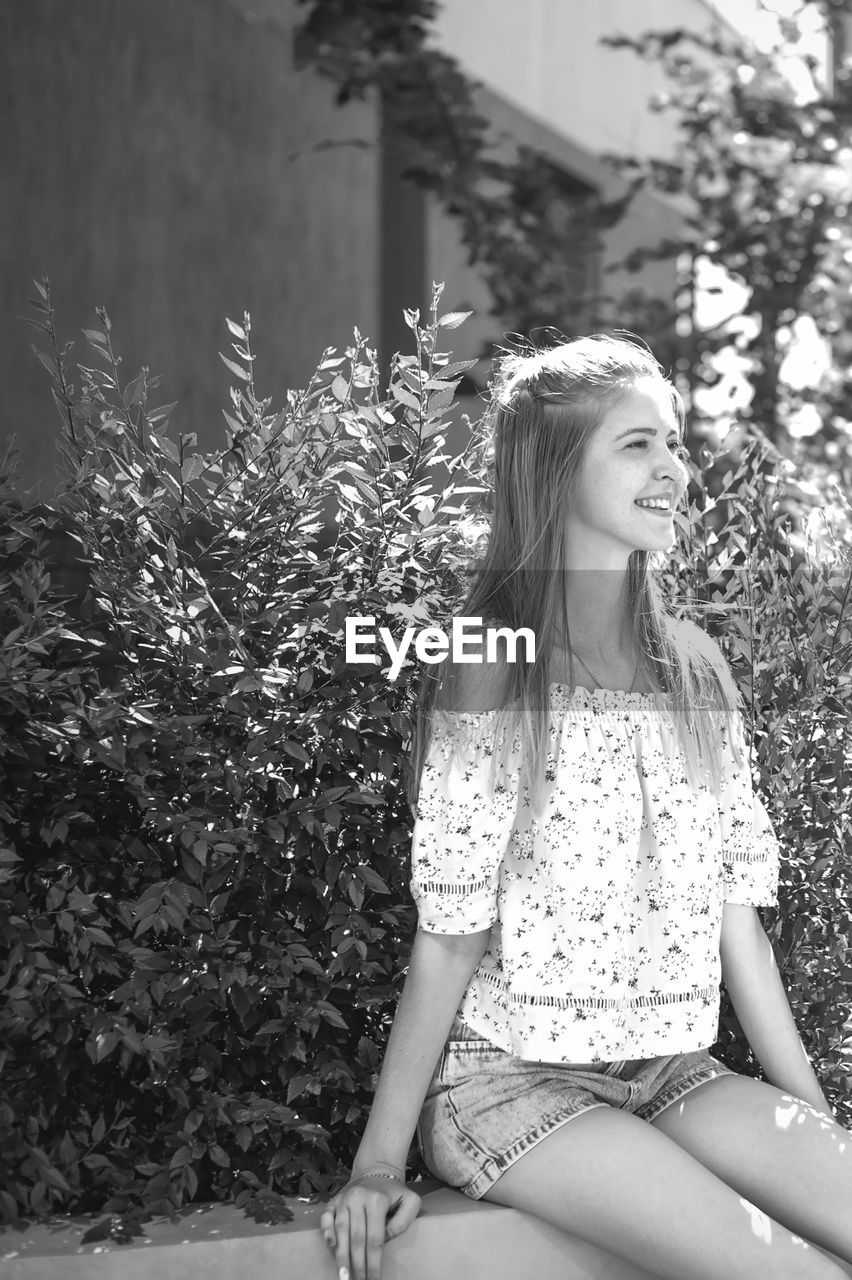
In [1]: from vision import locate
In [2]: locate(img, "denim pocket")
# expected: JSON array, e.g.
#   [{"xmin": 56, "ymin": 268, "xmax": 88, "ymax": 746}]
[{"xmin": 440, "ymin": 1039, "xmax": 510, "ymax": 1087}]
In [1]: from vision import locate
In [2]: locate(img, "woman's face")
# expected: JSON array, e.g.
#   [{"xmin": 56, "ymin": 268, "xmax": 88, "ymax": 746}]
[{"xmin": 563, "ymin": 376, "xmax": 689, "ymax": 570}]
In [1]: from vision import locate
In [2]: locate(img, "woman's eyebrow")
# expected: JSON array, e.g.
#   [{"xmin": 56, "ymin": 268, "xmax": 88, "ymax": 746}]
[{"xmin": 614, "ymin": 425, "xmax": 681, "ymax": 439}]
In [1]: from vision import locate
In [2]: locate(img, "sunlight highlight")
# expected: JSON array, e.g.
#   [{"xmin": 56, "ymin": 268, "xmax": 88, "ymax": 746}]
[
  {"xmin": 741, "ymin": 1197, "xmax": 773, "ymax": 1244},
  {"xmin": 774, "ymin": 1100, "xmax": 800, "ymax": 1131},
  {"xmin": 707, "ymin": 0, "xmax": 829, "ymax": 99}
]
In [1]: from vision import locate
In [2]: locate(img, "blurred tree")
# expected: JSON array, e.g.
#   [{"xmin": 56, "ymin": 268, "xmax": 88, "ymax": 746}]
[
  {"xmin": 603, "ymin": 0, "xmax": 852, "ymax": 475},
  {"xmin": 292, "ymin": 0, "xmax": 634, "ymax": 341},
  {"xmin": 293, "ymin": 0, "xmax": 852, "ymax": 483}
]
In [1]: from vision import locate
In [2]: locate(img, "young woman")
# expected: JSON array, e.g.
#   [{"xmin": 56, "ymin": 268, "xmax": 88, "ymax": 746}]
[{"xmin": 319, "ymin": 336, "xmax": 852, "ymax": 1280}]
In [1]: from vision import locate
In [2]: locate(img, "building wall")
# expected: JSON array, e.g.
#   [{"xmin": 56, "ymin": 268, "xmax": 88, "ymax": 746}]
[
  {"xmin": 428, "ymin": 0, "xmax": 724, "ymax": 162},
  {"xmin": 424, "ymin": 0, "xmax": 711, "ymax": 437},
  {"xmin": 0, "ymin": 0, "xmax": 379, "ymax": 498},
  {"xmin": 2, "ymin": 0, "xmax": 760, "ymax": 498}
]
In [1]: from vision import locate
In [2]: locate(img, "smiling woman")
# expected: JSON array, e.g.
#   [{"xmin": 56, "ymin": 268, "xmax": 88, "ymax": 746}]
[{"xmin": 320, "ymin": 333, "xmax": 852, "ymax": 1280}]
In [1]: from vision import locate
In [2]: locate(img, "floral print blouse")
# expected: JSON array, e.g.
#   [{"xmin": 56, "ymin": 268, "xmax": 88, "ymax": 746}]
[{"xmin": 409, "ymin": 685, "xmax": 780, "ymax": 1063}]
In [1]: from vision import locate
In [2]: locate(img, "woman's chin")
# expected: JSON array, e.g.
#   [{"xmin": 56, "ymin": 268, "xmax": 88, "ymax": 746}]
[{"xmin": 633, "ymin": 530, "xmax": 677, "ymax": 554}]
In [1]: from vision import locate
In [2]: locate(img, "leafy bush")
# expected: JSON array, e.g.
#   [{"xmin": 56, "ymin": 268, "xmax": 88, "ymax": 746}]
[
  {"xmin": 0, "ymin": 281, "xmax": 482, "ymax": 1224},
  {"xmin": 0, "ymin": 284, "xmax": 850, "ymax": 1231},
  {"xmin": 662, "ymin": 438, "xmax": 852, "ymax": 1097}
]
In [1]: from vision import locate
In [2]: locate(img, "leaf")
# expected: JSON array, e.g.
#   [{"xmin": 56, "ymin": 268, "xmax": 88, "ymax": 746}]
[
  {"xmin": 182, "ymin": 454, "xmax": 206, "ymax": 482},
  {"xmin": 234, "ymin": 1125, "xmax": 253, "ymax": 1152},
  {"xmin": 208, "ymin": 1143, "xmax": 231, "ymax": 1169},
  {"xmin": 147, "ymin": 400, "xmax": 179, "ymax": 426},
  {"xmin": 391, "ymin": 383, "xmax": 421, "ymax": 412},
  {"xmin": 319, "ymin": 1004, "xmax": 348, "ymax": 1029},
  {"xmin": 286, "ymin": 1072, "xmax": 312, "ymax": 1103},
  {"xmin": 432, "ymin": 358, "xmax": 477, "ymax": 380},
  {"xmin": 438, "ymin": 310, "xmax": 473, "ymax": 329},
  {"xmin": 81, "ymin": 1215, "xmax": 147, "ymax": 1246},
  {"xmin": 123, "ymin": 371, "xmax": 147, "ymax": 408},
  {"xmin": 354, "ymin": 864, "xmax": 390, "ymax": 894},
  {"xmin": 80, "ymin": 1216, "xmax": 113, "ymax": 1245},
  {"xmin": 427, "ymin": 386, "xmax": 456, "ymax": 413},
  {"xmin": 229, "ymin": 983, "xmax": 254, "ymax": 1024},
  {"xmin": 82, "ymin": 1154, "xmax": 113, "ymax": 1170},
  {"xmin": 38, "ymin": 1163, "xmax": 70, "ymax": 1192},
  {"xmin": 93, "ymin": 1032, "xmax": 119, "ymax": 1062},
  {"xmin": 86, "ymin": 926, "xmax": 114, "ymax": 947},
  {"xmin": 226, "ymin": 317, "xmax": 247, "ymax": 341},
  {"xmin": 0, "ymin": 1190, "xmax": 19, "ymax": 1222},
  {"xmin": 184, "ymin": 1110, "xmax": 204, "ymax": 1134},
  {"xmin": 242, "ymin": 1189, "xmax": 294, "ymax": 1225},
  {"xmin": 219, "ymin": 352, "xmax": 251, "ymax": 382},
  {"xmin": 155, "ymin": 434, "xmax": 180, "ymax": 463},
  {"xmin": 31, "ymin": 345, "xmax": 59, "ymax": 379}
]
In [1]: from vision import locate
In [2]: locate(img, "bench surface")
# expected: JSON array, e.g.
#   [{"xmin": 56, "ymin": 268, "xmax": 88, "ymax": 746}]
[{"xmin": 0, "ymin": 1178, "xmax": 653, "ymax": 1279}]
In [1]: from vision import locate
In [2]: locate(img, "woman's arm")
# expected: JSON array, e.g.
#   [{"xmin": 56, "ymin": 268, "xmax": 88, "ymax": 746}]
[
  {"xmin": 322, "ymin": 925, "xmax": 491, "ymax": 1280},
  {"xmin": 719, "ymin": 902, "xmax": 832, "ymax": 1114},
  {"xmin": 353, "ymin": 924, "xmax": 491, "ymax": 1172}
]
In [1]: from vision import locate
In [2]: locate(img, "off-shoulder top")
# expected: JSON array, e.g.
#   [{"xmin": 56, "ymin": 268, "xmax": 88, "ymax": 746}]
[{"xmin": 409, "ymin": 685, "xmax": 780, "ymax": 1062}]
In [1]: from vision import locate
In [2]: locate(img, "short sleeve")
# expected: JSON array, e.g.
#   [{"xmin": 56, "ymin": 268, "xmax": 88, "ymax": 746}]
[
  {"xmin": 409, "ymin": 710, "xmax": 521, "ymax": 934},
  {"xmin": 717, "ymin": 709, "xmax": 780, "ymax": 906}
]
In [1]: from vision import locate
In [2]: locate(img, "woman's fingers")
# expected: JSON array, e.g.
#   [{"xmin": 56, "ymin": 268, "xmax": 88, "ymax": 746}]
[
  {"xmin": 322, "ymin": 1184, "xmax": 422, "ymax": 1280},
  {"xmin": 343, "ymin": 1199, "xmax": 367, "ymax": 1280},
  {"xmin": 331, "ymin": 1203, "xmax": 351, "ymax": 1279},
  {"xmin": 319, "ymin": 1207, "xmax": 336, "ymax": 1252},
  {"xmin": 355, "ymin": 1199, "xmax": 388, "ymax": 1280},
  {"xmin": 329, "ymin": 1196, "xmax": 375, "ymax": 1280},
  {"xmin": 383, "ymin": 1188, "xmax": 421, "ymax": 1240}
]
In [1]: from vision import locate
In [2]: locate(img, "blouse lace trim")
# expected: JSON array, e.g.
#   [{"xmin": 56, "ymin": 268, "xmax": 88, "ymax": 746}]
[{"xmin": 475, "ymin": 967, "xmax": 718, "ymax": 1012}]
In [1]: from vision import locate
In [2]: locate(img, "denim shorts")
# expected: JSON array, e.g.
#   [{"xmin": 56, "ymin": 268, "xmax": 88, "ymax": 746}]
[{"xmin": 417, "ymin": 1014, "xmax": 735, "ymax": 1200}]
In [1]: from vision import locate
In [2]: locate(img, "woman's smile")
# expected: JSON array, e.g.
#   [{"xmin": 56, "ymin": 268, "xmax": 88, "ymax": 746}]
[{"xmin": 635, "ymin": 499, "xmax": 674, "ymax": 516}]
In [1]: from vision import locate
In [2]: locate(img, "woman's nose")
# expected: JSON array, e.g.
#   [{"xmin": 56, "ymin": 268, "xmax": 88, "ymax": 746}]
[{"xmin": 653, "ymin": 454, "xmax": 679, "ymax": 480}]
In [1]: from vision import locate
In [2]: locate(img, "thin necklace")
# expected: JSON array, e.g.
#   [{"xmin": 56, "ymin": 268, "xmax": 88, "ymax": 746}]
[{"xmin": 571, "ymin": 647, "xmax": 640, "ymax": 694}]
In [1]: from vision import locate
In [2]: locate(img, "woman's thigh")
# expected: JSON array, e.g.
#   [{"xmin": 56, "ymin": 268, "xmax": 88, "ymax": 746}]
[
  {"xmin": 650, "ymin": 1073, "xmax": 852, "ymax": 1270},
  {"xmin": 481, "ymin": 1103, "xmax": 847, "ymax": 1280}
]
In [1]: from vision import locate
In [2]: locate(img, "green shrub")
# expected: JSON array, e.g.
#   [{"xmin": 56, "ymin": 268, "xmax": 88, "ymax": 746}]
[{"xmin": 0, "ymin": 284, "xmax": 849, "ymax": 1231}]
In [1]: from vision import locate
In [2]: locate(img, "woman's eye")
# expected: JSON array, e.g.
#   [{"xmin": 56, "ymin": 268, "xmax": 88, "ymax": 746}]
[{"xmin": 625, "ymin": 436, "xmax": 688, "ymax": 458}]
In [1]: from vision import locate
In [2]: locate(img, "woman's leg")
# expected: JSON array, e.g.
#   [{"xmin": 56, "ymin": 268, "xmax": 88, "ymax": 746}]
[
  {"xmin": 651, "ymin": 1074, "xmax": 852, "ymax": 1268},
  {"xmin": 480, "ymin": 1104, "xmax": 847, "ymax": 1280}
]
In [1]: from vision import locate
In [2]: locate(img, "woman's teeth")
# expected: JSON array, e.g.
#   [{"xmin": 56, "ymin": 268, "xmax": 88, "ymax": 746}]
[{"xmin": 635, "ymin": 499, "xmax": 671, "ymax": 511}]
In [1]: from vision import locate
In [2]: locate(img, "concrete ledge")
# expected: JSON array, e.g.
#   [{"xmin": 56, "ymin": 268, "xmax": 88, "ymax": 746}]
[{"xmin": 1, "ymin": 1179, "xmax": 653, "ymax": 1279}]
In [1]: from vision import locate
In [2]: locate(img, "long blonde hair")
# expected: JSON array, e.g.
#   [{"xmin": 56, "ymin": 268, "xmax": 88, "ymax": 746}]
[{"xmin": 409, "ymin": 334, "xmax": 740, "ymax": 811}]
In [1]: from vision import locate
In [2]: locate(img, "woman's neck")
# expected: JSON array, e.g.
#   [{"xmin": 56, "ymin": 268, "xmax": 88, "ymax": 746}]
[{"xmin": 559, "ymin": 568, "xmax": 632, "ymax": 665}]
